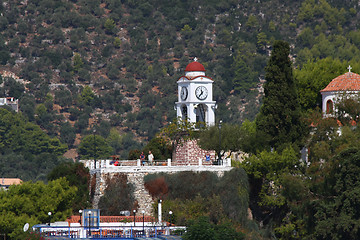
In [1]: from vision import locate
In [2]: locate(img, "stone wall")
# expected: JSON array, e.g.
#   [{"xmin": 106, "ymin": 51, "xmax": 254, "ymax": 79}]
[
  {"xmin": 91, "ymin": 165, "xmax": 232, "ymax": 216},
  {"xmin": 174, "ymin": 139, "xmax": 216, "ymax": 165}
]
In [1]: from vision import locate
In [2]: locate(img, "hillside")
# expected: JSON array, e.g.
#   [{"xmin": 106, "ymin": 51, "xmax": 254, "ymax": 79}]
[{"xmin": 0, "ymin": 0, "xmax": 360, "ymax": 158}]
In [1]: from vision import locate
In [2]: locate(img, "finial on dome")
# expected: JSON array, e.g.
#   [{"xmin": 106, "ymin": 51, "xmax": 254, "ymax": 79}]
[
  {"xmin": 194, "ymin": 57, "xmax": 198, "ymax": 62},
  {"xmin": 348, "ymin": 65, "xmax": 352, "ymax": 72}
]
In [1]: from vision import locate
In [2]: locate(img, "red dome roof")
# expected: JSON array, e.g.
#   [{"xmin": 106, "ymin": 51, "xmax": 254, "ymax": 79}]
[
  {"xmin": 185, "ymin": 61, "xmax": 205, "ymax": 72},
  {"xmin": 321, "ymin": 72, "xmax": 360, "ymax": 92}
]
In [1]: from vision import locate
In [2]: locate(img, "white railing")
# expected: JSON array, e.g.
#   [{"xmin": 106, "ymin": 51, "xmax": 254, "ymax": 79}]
[
  {"xmin": 32, "ymin": 225, "xmax": 186, "ymax": 239},
  {"xmin": 80, "ymin": 158, "xmax": 232, "ymax": 171}
]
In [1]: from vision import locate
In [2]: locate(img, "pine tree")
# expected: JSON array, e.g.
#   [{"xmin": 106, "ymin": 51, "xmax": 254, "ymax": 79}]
[{"xmin": 256, "ymin": 40, "xmax": 304, "ymax": 150}]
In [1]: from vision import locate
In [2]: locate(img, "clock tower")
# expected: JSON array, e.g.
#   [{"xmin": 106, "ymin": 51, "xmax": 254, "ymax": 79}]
[{"xmin": 175, "ymin": 59, "xmax": 216, "ymax": 126}]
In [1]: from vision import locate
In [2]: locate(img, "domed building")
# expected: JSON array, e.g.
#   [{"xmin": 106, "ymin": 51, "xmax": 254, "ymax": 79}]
[{"xmin": 321, "ymin": 66, "xmax": 360, "ymax": 116}]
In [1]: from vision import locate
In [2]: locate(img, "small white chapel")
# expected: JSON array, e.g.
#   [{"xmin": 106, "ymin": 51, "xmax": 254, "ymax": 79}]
[{"xmin": 321, "ymin": 65, "xmax": 360, "ymax": 116}]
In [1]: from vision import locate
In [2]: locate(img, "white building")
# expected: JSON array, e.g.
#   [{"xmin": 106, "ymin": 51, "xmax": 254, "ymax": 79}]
[
  {"xmin": 0, "ymin": 97, "xmax": 18, "ymax": 112},
  {"xmin": 321, "ymin": 66, "xmax": 360, "ymax": 117},
  {"xmin": 175, "ymin": 59, "xmax": 216, "ymax": 126}
]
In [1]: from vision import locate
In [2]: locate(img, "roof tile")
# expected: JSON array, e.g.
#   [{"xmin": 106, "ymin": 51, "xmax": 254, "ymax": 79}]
[{"xmin": 321, "ymin": 72, "xmax": 360, "ymax": 92}]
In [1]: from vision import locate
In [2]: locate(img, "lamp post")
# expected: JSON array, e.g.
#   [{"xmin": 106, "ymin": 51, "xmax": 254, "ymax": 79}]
[
  {"xmin": 48, "ymin": 212, "xmax": 52, "ymax": 226},
  {"xmin": 133, "ymin": 209, "xmax": 136, "ymax": 227},
  {"xmin": 79, "ymin": 210, "xmax": 83, "ymax": 226},
  {"xmin": 218, "ymin": 120, "xmax": 222, "ymax": 165},
  {"xmin": 93, "ymin": 129, "xmax": 96, "ymax": 169},
  {"xmin": 169, "ymin": 211, "xmax": 173, "ymax": 226},
  {"xmin": 88, "ymin": 212, "xmax": 91, "ymax": 237},
  {"xmin": 141, "ymin": 210, "xmax": 145, "ymax": 236}
]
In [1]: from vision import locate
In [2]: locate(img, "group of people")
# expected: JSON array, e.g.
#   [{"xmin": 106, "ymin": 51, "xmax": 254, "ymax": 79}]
[
  {"xmin": 110, "ymin": 152, "xmax": 213, "ymax": 166},
  {"xmin": 140, "ymin": 151, "xmax": 154, "ymax": 166},
  {"xmin": 110, "ymin": 157, "xmax": 120, "ymax": 166},
  {"xmin": 109, "ymin": 151, "xmax": 154, "ymax": 166}
]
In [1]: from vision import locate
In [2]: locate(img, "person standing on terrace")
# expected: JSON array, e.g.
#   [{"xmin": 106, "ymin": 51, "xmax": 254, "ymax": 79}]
[
  {"xmin": 148, "ymin": 151, "xmax": 154, "ymax": 166},
  {"xmin": 140, "ymin": 152, "xmax": 145, "ymax": 166}
]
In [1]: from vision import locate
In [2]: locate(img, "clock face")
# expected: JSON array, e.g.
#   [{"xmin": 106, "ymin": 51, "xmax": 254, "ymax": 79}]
[
  {"xmin": 180, "ymin": 87, "xmax": 188, "ymax": 100},
  {"xmin": 195, "ymin": 86, "xmax": 208, "ymax": 100}
]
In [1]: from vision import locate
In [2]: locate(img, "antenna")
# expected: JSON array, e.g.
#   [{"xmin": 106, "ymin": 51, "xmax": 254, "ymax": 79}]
[{"xmin": 23, "ymin": 223, "xmax": 29, "ymax": 232}]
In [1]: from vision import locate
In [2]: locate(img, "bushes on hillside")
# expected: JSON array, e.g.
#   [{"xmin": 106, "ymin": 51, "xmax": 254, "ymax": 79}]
[{"xmin": 144, "ymin": 168, "xmax": 249, "ymax": 224}]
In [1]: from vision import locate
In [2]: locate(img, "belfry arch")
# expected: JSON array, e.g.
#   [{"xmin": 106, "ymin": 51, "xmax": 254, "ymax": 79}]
[
  {"xmin": 195, "ymin": 103, "xmax": 207, "ymax": 124},
  {"xmin": 181, "ymin": 104, "xmax": 188, "ymax": 121}
]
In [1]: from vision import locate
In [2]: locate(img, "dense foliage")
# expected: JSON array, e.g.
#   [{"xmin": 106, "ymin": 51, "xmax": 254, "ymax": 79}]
[
  {"xmin": 0, "ymin": 178, "xmax": 76, "ymax": 240},
  {"xmin": 98, "ymin": 173, "xmax": 135, "ymax": 216},
  {"xmin": 256, "ymin": 40, "xmax": 305, "ymax": 151},
  {"xmin": 0, "ymin": 108, "xmax": 67, "ymax": 181},
  {"xmin": 78, "ymin": 134, "xmax": 113, "ymax": 159},
  {"xmin": 47, "ymin": 162, "xmax": 90, "ymax": 212},
  {"xmin": 197, "ymin": 120, "xmax": 259, "ymax": 157},
  {"xmin": 143, "ymin": 169, "xmax": 251, "ymax": 235},
  {"xmin": 183, "ymin": 216, "xmax": 245, "ymax": 240}
]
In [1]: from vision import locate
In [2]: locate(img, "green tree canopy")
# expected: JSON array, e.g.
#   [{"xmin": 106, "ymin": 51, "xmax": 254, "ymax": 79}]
[
  {"xmin": 157, "ymin": 118, "xmax": 202, "ymax": 148},
  {"xmin": 144, "ymin": 168, "xmax": 249, "ymax": 224},
  {"xmin": 0, "ymin": 178, "xmax": 76, "ymax": 239},
  {"xmin": 294, "ymin": 57, "xmax": 351, "ymax": 110},
  {"xmin": 98, "ymin": 173, "xmax": 135, "ymax": 215},
  {"xmin": 256, "ymin": 40, "xmax": 305, "ymax": 150},
  {"xmin": 142, "ymin": 136, "xmax": 172, "ymax": 160},
  {"xmin": 183, "ymin": 216, "xmax": 245, "ymax": 240},
  {"xmin": 78, "ymin": 134, "xmax": 113, "ymax": 159},
  {"xmin": 78, "ymin": 85, "xmax": 95, "ymax": 107},
  {"xmin": 0, "ymin": 108, "xmax": 66, "ymax": 156},
  {"xmin": 197, "ymin": 123, "xmax": 242, "ymax": 159},
  {"xmin": 104, "ymin": 18, "xmax": 116, "ymax": 35},
  {"xmin": 106, "ymin": 128, "xmax": 123, "ymax": 155},
  {"xmin": 47, "ymin": 162, "xmax": 90, "ymax": 212},
  {"xmin": 197, "ymin": 120, "xmax": 260, "ymax": 156},
  {"xmin": 310, "ymin": 147, "xmax": 360, "ymax": 239}
]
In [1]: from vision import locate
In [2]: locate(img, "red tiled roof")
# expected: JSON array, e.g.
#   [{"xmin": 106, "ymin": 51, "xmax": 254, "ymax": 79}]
[
  {"xmin": 321, "ymin": 72, "xmax": 360, "ymax": 92},
  {"xmin": 0, "ymin": 178, "xmax": 22, "ymax": 186},
  {"xmin": 185, "ymin": 61, "xmax": 205, "ymax": 72},
  {"xmin": 67, "ymin": 215, "xmax": 156, "ymax": 224},
  {"xmin": 179, "ymin": 75, "xmax": 213, "ymax": 81}
]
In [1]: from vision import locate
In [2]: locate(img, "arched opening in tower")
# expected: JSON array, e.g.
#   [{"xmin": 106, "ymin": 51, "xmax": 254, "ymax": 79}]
[
  {"xmin": 181, "ymin": 105, "xmax": 188, "ymax": 121},
  {"xmin": 196, "ymin": 104, "xmax": 207, "ymax": 125}
]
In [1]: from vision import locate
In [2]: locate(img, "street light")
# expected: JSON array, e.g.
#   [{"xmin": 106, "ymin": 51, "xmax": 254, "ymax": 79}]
[
  {"xmin": 141, "ymin": 210, "xmax": 145, "ymax": 236},
  {"xmin": 79, "ymin": 210, "xmax": 83, "ymax": 226},
  {"xmin": 48, "ymin": 212, "xmax": 52, "ymax": 226},
  {"xmin": 133, "ymin": 209, "xmax": 136, "ymax": 227},
  {"xmin": 88, "ymin": 212, "xmax": 92, "ymax": 237},
  {"xmin": 169, "ymin": 211, "xmax": 173, "ymax": 226},
  {"xmin": 93, "ymin": 129, "xmax": 96, "ymax": 169},
  {"xmin": 218, "ymin": 120, "xmax": 222, "ymax": 165}
]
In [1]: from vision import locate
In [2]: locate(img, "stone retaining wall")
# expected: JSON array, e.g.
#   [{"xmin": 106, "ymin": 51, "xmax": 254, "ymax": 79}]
[{"xmin": 90, "ymin": 165, "xmax": 232, "ymax": 216}]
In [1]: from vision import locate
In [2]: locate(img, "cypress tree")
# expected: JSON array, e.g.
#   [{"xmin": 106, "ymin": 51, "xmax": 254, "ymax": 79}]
[{"xmin": 256, "ymin": 40, "xmax": 304, "ymax": 150}]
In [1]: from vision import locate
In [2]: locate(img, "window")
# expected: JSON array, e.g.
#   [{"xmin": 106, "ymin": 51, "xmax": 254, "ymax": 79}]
[
  {"xmin": 326, "ymin": 99, "xmax": 333, "ymax": 114},
  {"xmin": 182, "ymin": 105, "xmax": 187, "ymax": 120}
]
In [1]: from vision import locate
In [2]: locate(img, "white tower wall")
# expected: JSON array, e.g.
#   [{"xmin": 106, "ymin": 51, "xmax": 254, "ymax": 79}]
[{"xmin": 175, "ymin": 62, "xmax": 217, "ymax": 127}]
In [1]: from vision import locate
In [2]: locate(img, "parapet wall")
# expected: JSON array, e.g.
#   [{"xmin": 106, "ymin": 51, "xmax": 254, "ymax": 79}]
[{"xmin": 89, "ymin": 163, "xmax": 232, "ymax": 216}]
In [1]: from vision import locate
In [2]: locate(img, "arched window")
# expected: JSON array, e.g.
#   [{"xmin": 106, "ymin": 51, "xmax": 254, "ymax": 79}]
[
  {"xmin": 195, "ymin": 104, "xmax": 206, "ymax": 124},
  {"xmin": 326, "ymin": 99, "xmax": 333, "ymax": 114},
  {"xmin": 182, "ymin": 105, "xmax": 188, "ymax": 120}
]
